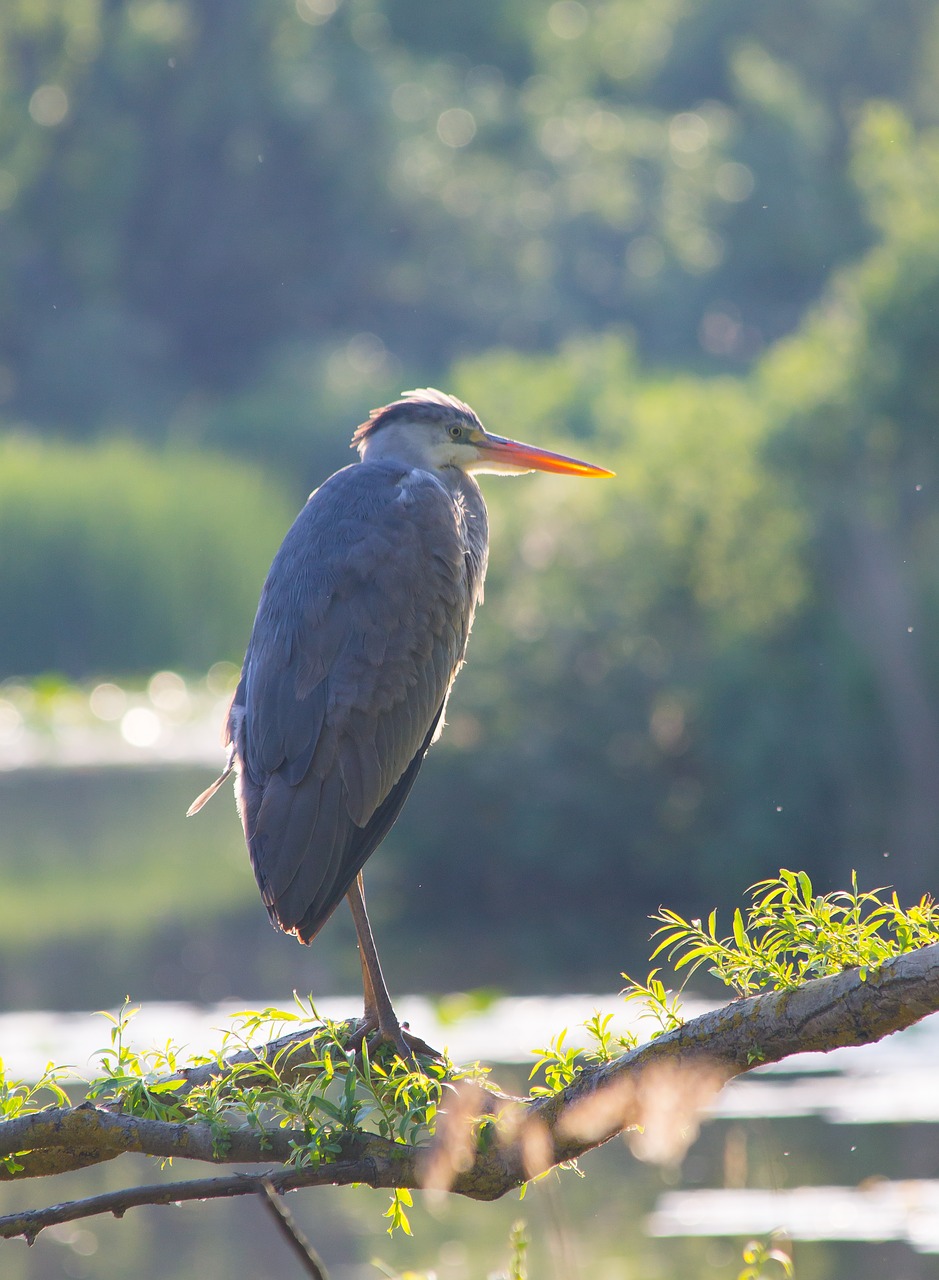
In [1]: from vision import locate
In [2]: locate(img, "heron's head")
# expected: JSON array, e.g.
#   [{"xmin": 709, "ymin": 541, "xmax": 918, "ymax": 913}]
[{"xmin": 353, "ymin": 388, "xmax": 614, "ymax": 478}]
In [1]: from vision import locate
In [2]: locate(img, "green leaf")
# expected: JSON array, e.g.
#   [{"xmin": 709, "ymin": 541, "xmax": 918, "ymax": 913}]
[{"xmin": 732, "ymin": 908, "xmax": 748, "ymax": 949}]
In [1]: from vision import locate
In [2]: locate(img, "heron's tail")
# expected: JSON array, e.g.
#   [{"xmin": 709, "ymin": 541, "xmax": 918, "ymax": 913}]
[{"xmin": 186, "ymin": 763, "xmax": 233, "ymax": 816}]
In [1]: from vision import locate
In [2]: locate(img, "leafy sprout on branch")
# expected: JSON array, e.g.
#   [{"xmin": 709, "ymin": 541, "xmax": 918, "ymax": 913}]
[
  {"xmin": 651, "ymin": 869, "xmax": 939, "ymax": 996},
  {"xmin": 528, "ymin": 975, "xmax": 684, "ymax": 1097},
  {"xmin": 80, "ymin": 997, "xmax": 492, "ymax": 1176},
  {"xmin": 0, "ymin": 1065, "xmax": 71, "ymax": 1175},
  {"xmin": 527, "ymin": 870, "xmax": 939, "ymax": 1097}
]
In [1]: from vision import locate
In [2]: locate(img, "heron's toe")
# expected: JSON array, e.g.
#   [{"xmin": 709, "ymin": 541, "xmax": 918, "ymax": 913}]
[{"xmin": 346, "ymin": 1013, "xmax": 442, "ymax": 1069}]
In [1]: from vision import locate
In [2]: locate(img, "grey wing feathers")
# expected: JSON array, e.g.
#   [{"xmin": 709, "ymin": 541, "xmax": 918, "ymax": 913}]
[{"xmin": 229, "ymin": 462, "xmax": 483, "ymax": 943}]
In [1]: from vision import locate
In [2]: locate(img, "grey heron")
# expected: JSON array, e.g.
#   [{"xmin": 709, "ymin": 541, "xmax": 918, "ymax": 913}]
[{"xmin": 190, "ymin": 389, "xmax": 613, "ymax": 1058}]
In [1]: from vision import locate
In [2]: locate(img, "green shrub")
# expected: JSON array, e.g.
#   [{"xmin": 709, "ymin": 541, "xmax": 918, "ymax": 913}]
[{"xmin": 0, "ymin": 433, "xmax": 295, "ymax": 677}]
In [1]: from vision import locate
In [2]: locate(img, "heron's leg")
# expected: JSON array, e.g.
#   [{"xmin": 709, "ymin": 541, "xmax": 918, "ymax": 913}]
[
  {"xmin": 356, "ymin": 931, "xmax": 379, "ymax": 1026},
  {"xmin": 347, "ymin": 872, "xmax": 396, "ymax": 1031},
  {"xmin": 346, "ymin": 873, "xmax": 439, "ymax": 1062}
]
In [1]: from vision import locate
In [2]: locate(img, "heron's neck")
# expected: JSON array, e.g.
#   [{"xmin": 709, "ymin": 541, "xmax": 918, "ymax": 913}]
[
  {"xmin": 360, "ymin": 433, "xmax": 488, "ymax": 582},
  {"xmin": 358, "ymin": 425, "xmax": 486, "ymax": 511},
  {"xmin": 358, "ymin": 423, "xmax": 440, "ymax": 472}
]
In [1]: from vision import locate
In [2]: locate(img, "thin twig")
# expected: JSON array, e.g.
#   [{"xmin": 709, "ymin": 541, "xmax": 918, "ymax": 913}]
[
  {"xmin": 259, "ymin": 1178, "xmax": 330, "ymax": 1279},
  {"xmin": 166, "ymin": 1023, "xmax": 354, "ymax": 1098},
  {"xmin": 1, "ymin": 1162, "xmax": 368, "ymax": 1245}
]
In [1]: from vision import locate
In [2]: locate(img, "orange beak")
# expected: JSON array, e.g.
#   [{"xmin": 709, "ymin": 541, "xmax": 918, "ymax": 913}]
[{"xmin": 473, "ymin": 432, "xmax": 615, "ymax": 478}]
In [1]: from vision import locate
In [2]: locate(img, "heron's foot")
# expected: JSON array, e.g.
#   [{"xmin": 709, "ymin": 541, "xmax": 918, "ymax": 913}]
[{"xmin": 346, "ymin": 1014, "xmax": 442, "ymax": 1069}]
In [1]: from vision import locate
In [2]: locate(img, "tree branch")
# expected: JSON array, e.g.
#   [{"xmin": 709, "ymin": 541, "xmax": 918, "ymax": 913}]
[
  {"xmin": 0, "ymin": 1104, "xmax": 300, "ymax": 1178},
  {"xmin": 1, "ymin": 941, "xmax": 937, "ymax": 1241},
  {"xmin": 166, "ymin": 1022, "xmax": 355, "ymax": 1097},
  {"xmin": 0, "ymin": 1159, "xmax": 386, "ymax": 1246},
  {"xmin": 258, "ymin": 1178, "xmax": 331, "ymax": 1280},
  {"xmin": 535, "ymin": 937, "xmax": 939, "ymax": 1161}
]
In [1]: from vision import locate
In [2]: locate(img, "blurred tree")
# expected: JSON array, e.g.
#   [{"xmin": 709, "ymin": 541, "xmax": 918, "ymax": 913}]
[
  {"xmin": 380, "ymin": 105, "xmax": 939, "ymax": 937},
  {"xmin": 760, "ymin": 103, "xmax": 939, "ymax": 892},
  {"xmin": 2, "ymin": 0, "xmax": 939, "ymax": 449},
  {"xmin": 0, "ymin": 0, "xmax": 407, "ymax": 435}
]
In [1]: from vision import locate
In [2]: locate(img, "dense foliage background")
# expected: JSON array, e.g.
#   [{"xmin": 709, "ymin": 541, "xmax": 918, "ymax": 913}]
[{"xmin": 3, "ymin": 0, "xmax": 939, "ymax": 939}]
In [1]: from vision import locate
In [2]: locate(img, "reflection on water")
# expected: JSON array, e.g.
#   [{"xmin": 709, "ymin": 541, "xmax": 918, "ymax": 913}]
[
  {"xmin": 5, "ymin": 994, "xmax": 939, "ymax": 1114},
  {"xmin": 650, "ymin": 1181, "xmax": 939, "ymax": 1253},
  {"xmin": 0, "ymin": 992, "xmax": 712, "ymax": 1080},
  {"xmin": 0, "ymin": 764, "xmax": 648, "ymax": 1011},
  {"xmin": 0, "ymin": 669, "xmax": 235, "ymax": 771}
]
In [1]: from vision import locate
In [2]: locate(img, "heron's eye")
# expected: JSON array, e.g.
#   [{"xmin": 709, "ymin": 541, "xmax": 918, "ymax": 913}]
[{"xmin": 448, "ymin": 425, "xmax": 464, "ymax": 440}]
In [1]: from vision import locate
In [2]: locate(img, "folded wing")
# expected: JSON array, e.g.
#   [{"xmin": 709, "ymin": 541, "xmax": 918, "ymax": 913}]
[{"xmin": 230, "ymin": 462, "xmax": 486, "ymax": 943}]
